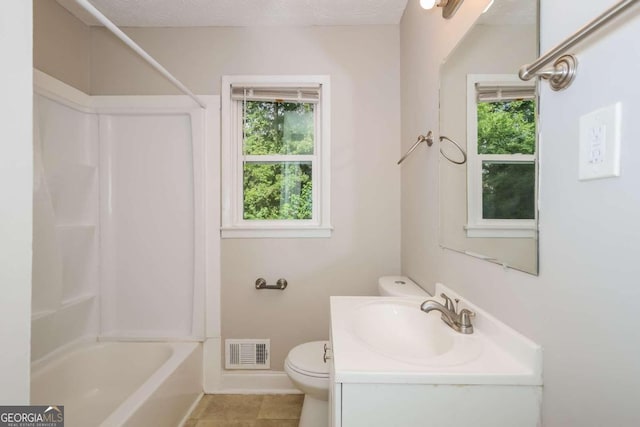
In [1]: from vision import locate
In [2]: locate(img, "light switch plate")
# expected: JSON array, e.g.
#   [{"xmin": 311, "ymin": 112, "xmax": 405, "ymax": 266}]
[{"xmin": 578, "ymin": 102, "xmax": 622, "ymax": 181}]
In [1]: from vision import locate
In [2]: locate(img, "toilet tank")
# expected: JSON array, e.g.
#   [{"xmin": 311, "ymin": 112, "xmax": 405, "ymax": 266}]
[{"xmin": 378, "ymin": 276, "xmax": 429, "ymax": 297}]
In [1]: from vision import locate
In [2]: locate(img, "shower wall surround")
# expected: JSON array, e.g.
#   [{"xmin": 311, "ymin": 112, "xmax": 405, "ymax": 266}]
[
  {"xmin": 32, "ymin": 88, "xmax": 99, "ymax": 361},
  {"xmin": 32, "ymin": 71, "xmax": 219, "ymax": 361},
  {"xmin": 98, "ymin": 106, "xmax": 208, "ymax": 340}
]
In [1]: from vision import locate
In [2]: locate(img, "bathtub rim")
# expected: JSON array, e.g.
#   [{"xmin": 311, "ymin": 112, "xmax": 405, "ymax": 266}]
[
  {"xmin": 31, "ymin": 335, "xmax": 204, "ymax": 371},
  {"xmin": 31, "ymin": 339, "xmax": 203, "ymax": 427},
  {"xmin": 100, "ymin": 341, "xmax": 201, "ymax": 427}
]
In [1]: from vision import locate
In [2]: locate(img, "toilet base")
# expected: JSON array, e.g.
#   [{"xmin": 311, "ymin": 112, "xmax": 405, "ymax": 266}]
[{"xmin": 299, "ymin": 394, "xmax": 328, "ymax": 427}]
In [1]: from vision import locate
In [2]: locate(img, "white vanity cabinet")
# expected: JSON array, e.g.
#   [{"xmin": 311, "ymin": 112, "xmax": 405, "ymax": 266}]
[
  {"xmin": 329, "ymin": 380, "xmax": 541, "ymax": 427},
  {"xmin": 327, "ymin": 335, "xmax": 341, "ymax": 427},
  {"xmin": 328, "ymin": 287, "xmax": 543, "ymax": 427}
]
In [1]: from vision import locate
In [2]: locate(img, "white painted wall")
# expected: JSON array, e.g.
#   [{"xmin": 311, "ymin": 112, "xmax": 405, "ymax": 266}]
[
  {"xmin": 0, "ymin": 0, "xmax": 33, "ymax": 404},
  {"xmin": 402, "ymin": 1, "xmax": 640, "ymax": 425},
  {"xmin": 533, "ymin": 2, "xmax": 640, "ymax": 425}
]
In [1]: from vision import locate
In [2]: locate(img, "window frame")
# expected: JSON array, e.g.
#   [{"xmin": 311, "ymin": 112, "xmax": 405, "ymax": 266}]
[
  {"xmin": 221, "ymin": 75, "xmax": 332, "ymax": 238},
  {"xmin": 466, "ymin": 74, "xmax": 537, "ymax": 239}
]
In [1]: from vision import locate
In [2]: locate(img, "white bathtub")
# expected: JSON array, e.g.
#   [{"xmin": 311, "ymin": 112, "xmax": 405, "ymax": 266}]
[{"xmin": 31, "ymin": 342, "xmax": 202, "ymax": 427}]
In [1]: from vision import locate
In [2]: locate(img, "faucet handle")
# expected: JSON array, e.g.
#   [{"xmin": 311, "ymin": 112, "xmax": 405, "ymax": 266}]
[
  {"xmin": 440, "ymin": 293, "xmax": 456, "ymax": 313},
  {"xmin": 459, "ymin": 309, "xmax": 476, "ymax": 327}
]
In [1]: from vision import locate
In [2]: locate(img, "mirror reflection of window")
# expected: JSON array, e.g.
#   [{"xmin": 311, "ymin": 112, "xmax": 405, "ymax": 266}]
[
  {"xmin": 466, "ymin": 75, "xmax": 536, "ymax": 239},
  {"xmin": 476, "ymin": 87, "xmax": 536, "ymax": 220},
  {"xmin": 437, "ymin": 0, "xmax": 539, "ymax": 275}
]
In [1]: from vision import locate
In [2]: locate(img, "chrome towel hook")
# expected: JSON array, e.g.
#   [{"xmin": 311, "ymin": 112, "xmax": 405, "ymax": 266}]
[{"xmin": 397, "ymin": 131, "xmax": 434, "ymax": 165}]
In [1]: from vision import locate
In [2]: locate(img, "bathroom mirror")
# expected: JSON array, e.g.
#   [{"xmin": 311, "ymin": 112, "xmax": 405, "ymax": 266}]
[{"xmin": 438, "ymin": 0, "xmax": 539, "ymax": 274}]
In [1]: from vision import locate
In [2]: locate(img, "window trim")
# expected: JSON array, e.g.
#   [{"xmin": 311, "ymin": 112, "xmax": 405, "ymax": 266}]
[
  {"xmin": 221, "ymin": 75, "xmax": 332, "ymax": 239},
  {"xmin": 466, "ymin": 74, "xmax": 537, "ymax": 239}
]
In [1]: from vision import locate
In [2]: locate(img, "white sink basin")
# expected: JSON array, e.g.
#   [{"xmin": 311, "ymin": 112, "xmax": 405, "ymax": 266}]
[
  {"xmin": 331, "ymin": 289, "xmax": 543, "ymax": 386},
  {"xmin": 348, "ymin": 299, "xmax": 482, "ymax": 367}
]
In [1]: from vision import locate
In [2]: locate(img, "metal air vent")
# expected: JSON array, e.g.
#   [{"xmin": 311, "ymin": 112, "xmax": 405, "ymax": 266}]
[{"xmin": 225, "ymin": 339, "xmax": 270, "ymax": 370}]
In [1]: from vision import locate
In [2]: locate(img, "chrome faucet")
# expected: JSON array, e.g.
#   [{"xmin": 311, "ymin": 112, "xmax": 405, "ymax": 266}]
[{"xmin": 420, "ymin": 293, "xmax": 475, "ymax": 334}]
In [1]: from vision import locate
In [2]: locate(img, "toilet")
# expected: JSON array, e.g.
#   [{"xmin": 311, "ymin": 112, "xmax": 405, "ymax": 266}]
[
  {"xmin": 284, "ymin": 276, "xmax": 428, "ymax": 427},
  {"xmin": 377, "ymin": 275, "xmax": 430, "ymax": 298},
  {"xmin": 284, "ymin": 340, "xmax": 331, "ymax": 427}
]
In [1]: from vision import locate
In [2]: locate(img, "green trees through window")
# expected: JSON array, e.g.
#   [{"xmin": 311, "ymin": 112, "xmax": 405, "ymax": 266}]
[{"xmin": 242, "ymin": 101, "xmax": 314, "ymax": 220}]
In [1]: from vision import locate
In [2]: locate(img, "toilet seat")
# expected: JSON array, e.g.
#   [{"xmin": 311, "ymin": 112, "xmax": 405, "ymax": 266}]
[{"xmin": 285, "ymin": 341, "xmax": 329, "ymax": 379}]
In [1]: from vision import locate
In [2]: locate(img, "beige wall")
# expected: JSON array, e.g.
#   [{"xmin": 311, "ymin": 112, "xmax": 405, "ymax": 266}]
[
  {"xmin": 402, "ymin": 0, "xmax": 640, "ymax": 425},
  {"xmin": 439, "ymin": 23, "xmax": 537, "ymax": 273},
  {"xmin": 33, "ymin": 0, "xmax": 91, "ymax": 93},
  {"xmin": 89, "ymin": 25, "xmax": 402, "ymax": 369}
]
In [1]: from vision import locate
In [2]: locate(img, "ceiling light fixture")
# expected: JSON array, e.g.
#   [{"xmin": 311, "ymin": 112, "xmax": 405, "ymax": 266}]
[{"xmin": 419, "ymin": 0, "xmax": 465, "ymax": 19}]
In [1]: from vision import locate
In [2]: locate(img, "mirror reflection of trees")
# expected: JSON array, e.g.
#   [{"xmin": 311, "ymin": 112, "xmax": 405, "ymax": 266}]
[
  {"xmin": 477, "ymin": 100, "xmax": 535, "ymax": 155},
  {"xmin": 478, "ymin": 99, "xmax": 535, "ymax": 220}
]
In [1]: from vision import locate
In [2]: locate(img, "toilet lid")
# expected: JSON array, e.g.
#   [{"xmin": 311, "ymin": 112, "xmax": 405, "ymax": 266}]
[{"xmin": 287, "ymin": 341, "xmax": 330, "ymax": 377}]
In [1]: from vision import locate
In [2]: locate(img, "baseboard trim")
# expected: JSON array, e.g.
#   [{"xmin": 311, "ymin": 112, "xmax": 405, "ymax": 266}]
[{"xmin": 214, "ymin": 370, "xmax": 301, "ymax": 395}]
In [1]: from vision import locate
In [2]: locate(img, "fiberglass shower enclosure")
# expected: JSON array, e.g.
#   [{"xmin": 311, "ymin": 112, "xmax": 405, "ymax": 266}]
[{"xmin": 31, "ymin": 71, "xmax": 220, "ymax": 360}]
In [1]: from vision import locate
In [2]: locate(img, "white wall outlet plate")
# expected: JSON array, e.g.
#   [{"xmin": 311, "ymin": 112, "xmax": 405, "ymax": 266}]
[{"xmin": 578, "ymin": 102, "xmax": 622, "ymax": 181}]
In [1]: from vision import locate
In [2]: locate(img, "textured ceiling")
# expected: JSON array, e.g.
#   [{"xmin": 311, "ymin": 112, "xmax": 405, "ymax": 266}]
[
  {"xmin": 56, "ymin": 0, "xmax": 410, "ymax": 27},
  {"xmin": 479, "ymin": 0, "xmax": 537, "ymax": 26}
]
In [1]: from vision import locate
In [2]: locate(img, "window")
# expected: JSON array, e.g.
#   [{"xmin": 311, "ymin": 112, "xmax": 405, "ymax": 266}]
[
  {"xmin": 466, "ymin": 75, "xmax": 537, "ymax": 238},
  {"xmin": 221, "ymin": 76, "xmax": 331, "ymax": 238}
]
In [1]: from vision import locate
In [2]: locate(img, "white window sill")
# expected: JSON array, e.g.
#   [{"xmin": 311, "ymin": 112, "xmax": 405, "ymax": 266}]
[
  {"xmin": 465, "ymin": 224, "xmax": 537, "ymax": 239},
  {"xmin": 221, "ymin": 226, "xmax": 333, "ymax": 239}
]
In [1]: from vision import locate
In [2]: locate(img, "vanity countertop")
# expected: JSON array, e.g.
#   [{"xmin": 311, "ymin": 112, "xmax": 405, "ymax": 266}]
[{"xmin": 329, "ymin": 283, "xmax": 542, "ymax": 385}]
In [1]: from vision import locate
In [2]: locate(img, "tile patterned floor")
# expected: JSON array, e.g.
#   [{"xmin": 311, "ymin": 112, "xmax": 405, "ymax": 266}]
[{"xmin": 184, "ymin": 394, "xmax": 303, "ymax": 427}]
